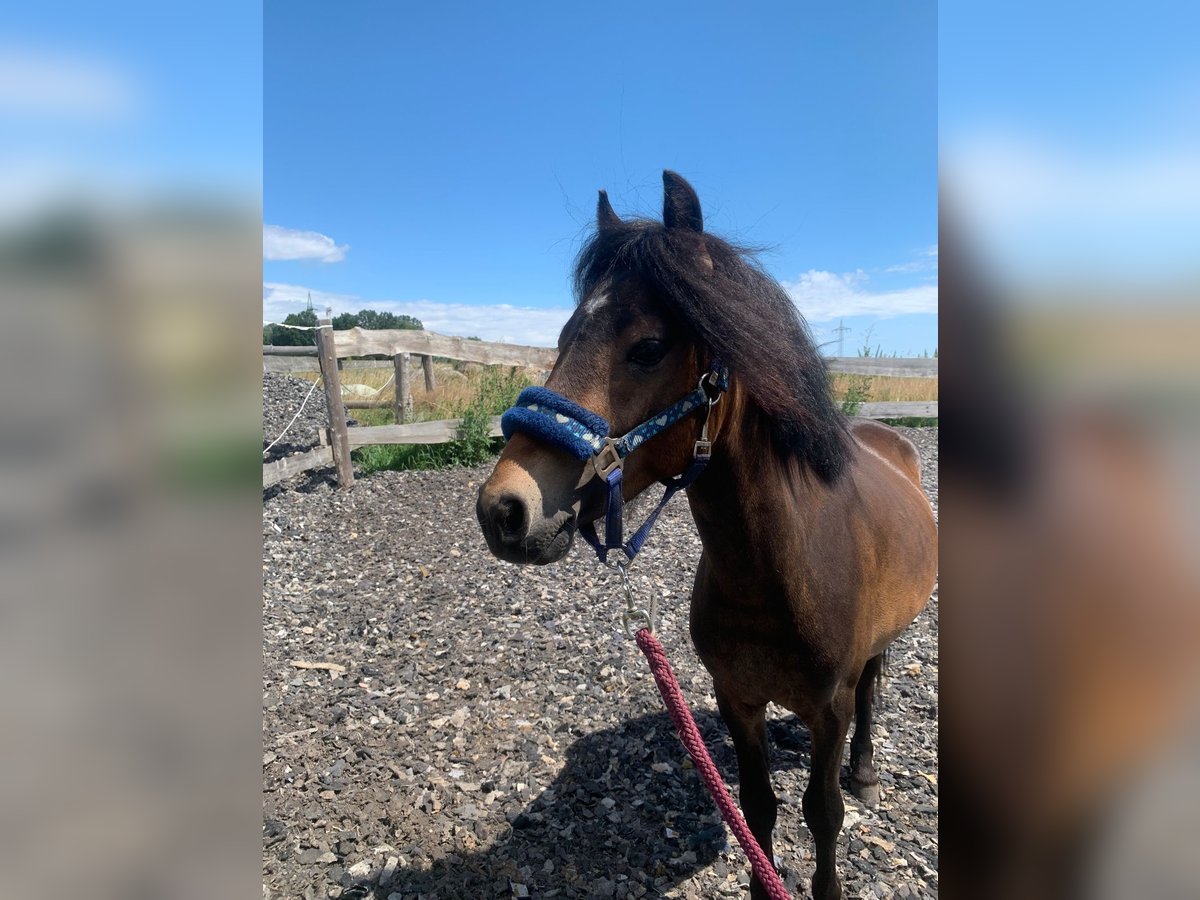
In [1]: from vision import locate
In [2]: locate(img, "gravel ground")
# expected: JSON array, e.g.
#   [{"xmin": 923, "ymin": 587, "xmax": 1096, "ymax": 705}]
[
  {"xmin": 264, "ymin": 373, "xmax": 357, "ymax": 463},
  {"xmin": 263, "ymin": 428, "xmax": 938, "ymax": 900}
]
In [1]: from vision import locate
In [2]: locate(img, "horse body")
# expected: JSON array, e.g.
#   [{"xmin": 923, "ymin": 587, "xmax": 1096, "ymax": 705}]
[
  {"xmin": 682, "ymin": 395, "xmax": 935, "ymax": 900},
  {"xmin": 477, "ymin": 172, "xmax": 937, "ymax": 900},
  {"xmin": 687, "ymin": 413, "xmax": 935, "ymax": 710},
  {"xmin": 691, "ymin": 412, "xmax": 931, "ymax": 672}
]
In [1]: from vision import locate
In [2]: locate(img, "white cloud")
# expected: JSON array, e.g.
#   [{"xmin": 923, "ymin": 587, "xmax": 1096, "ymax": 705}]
[
  {"xmin": 263, "ymin": 282, "xmax": 571, "ymax": 347},
  {"xmin": 947, "ymin": 133, "xmax": 1200, "ymax": 221},
  {"xmin": 0, "ymin": 44, "xmax": 141, "ymax": 121},
  {"xmin": 782, "ymin": 270, "xmax": 938, "ymax": 321},
  {"xmin": 263, "ymin": 282, "xmax": 360, "ymax": 323},
  {"xmin": 263, "ymin": 224, "xmax": 348, "ymax": 263},
  {"xmin": 382, "ymin": 300, "xmax": 572, "ymax": 347},
  {"xmin": 267, "ymin": 265, "xmax": 938, "ymax": 347},
  {"xmin": 943, "ymin": 130, "xmax": 1200, "ymax": 280},
  {"xmin": 944, "ymin": 132, "xmax": 1200, "ymax": 246},
  {"xmin": 885, "ymin": 244, "xmax": 938, "ymax": 274}
]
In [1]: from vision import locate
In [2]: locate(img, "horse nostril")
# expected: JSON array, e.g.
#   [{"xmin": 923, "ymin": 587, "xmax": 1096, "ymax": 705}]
[{"xmin": 492, "ymin": 494, "xmax": 528, "ymax": 543}]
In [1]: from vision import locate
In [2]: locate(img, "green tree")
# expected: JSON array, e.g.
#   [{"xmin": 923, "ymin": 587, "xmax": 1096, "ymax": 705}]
[
  {"xmin": 266, "ymin": 307, "xmax": 424, "ymax": 344},
  {"xmin": 330, "ymin": 309, "xmax": 423, "ymax": 331},
  {"xmin": 275, "ymin": 308, "xmax": 319, "ymax": 345},
  {"xmin": 264, "ymin": 308, "xmax": 318, "ymax": 346}
]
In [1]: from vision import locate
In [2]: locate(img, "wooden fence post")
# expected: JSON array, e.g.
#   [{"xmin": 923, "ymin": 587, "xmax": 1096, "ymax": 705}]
[
  {"xmin": 316, "ymin": 318, "xmax": 354, "ymax": 489},
  {"xmin": 394, "ymin": 353, "xmax": 413, "ymax": 423},
  {"xmin": 421, "ymin": 354, "xmax": 435, "ymax": 392}
]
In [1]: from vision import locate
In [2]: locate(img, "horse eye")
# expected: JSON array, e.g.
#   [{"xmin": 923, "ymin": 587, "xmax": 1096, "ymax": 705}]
[{"xmin": 627, "ymin": 339, "xmax": 668, "ymax": 367}]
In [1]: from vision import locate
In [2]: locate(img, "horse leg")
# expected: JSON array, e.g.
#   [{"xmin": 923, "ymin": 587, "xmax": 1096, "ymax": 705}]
[
  {"xmin": 804, "ymin": 686, "xmax": 854, "ymax": 900},
  {"xmin": 849, "ymin": 653, "xmax": 883, "ymax": 807},
  {"xmin": 715, "ymin": 689, "xmax": 778, "ymax": 900}
]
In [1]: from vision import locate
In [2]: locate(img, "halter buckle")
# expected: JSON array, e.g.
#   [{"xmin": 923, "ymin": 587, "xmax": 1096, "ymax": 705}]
[
  {"xmin": 593, "ymin": 440, "xmax": 623, "ymax": 477},
  {"xmin": 693, "ymin": 439, "xmax": 712, "ymax": 461}
]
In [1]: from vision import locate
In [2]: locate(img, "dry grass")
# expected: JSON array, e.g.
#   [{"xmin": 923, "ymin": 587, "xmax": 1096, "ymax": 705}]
[
  {"xmin": 296, "ymin": 361, "xmax": 546, "ymax": 421},
  {"xmin": 300, "ymin": 363, "xmax": 939, "ymax": 418},
  {"xmin": 829, "ymin": 374, "xmax": 938, "ymax": 402}
]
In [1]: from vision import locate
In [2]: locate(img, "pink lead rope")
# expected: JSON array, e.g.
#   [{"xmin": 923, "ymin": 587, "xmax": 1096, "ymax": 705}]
[{"xmin": 634, "ymin": 627, "xmax": 793, "ymax": 900}]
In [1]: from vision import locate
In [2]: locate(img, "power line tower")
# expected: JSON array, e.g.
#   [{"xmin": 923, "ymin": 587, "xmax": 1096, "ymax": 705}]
[
  {"xmin": 832, "ymin": 319, "xmax": 851, "ymax": 357},
  {"xmin": 306, "ymin": 292, "xmax": 314, "ymax": 314}
]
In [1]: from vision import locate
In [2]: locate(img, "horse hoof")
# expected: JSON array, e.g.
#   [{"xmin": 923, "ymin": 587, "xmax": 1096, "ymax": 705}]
[{"xmin": 850, "ymin": 778, "xmax": 881, "ymax": 807}]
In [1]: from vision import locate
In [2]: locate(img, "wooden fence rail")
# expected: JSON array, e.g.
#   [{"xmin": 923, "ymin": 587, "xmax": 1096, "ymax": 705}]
[
  {"xmin": 262, "ymin": 345, "xmax": 318, "ymax": 356},
  {"xmin": 264, "ymin": 356, "xmax": 384, "ymax": 374},
  {"xmin": 265, "ymin": 348, "xmax": 938, "ymax": 379},
  {"xmin": 263, "ymin": 327, "xmax": 937, "ymax": 489},
  {"xmin": 856, "ymin": 401, "xmax": 939, "ymax": 418},
  {"xmin": 263, "ymin": 446, "xmax": 334, "ymax": 488},
  {"xmin": 827, "ymin": 357, "xmax": 937, "ymax": 377},
  {"xmin": 342, "ymin": 416, "xmax": 504, "ymax": 448},
  {"xmin": 262, "ymin": 330, "xmax": 559, "ymax": 367}
]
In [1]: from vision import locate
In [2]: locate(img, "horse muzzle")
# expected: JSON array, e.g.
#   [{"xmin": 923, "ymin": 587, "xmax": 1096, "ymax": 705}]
[
  {"xmin": 475, "ymin": 488, "xmax": 577, "ymax": 565},
  {"xmin": 475, "ymin": 438, "xmax": 593, "ymax": 565}
]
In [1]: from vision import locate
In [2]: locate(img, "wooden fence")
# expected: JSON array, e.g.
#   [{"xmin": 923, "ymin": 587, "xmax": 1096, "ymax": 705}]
[{"xmin": 263, "ymin": 324, "xmax": 937, "ymax": 488}]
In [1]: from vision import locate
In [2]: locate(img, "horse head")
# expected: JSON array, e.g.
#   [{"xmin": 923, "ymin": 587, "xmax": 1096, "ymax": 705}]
[{"xmin": 476, "ymin": 173, "xmax": 718, "ymax": 565}]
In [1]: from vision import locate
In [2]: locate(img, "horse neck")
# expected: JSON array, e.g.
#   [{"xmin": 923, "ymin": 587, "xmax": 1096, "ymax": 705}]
[{"xmin": 684, "ymin": 384, "xmax": 830, "ymax": 572}]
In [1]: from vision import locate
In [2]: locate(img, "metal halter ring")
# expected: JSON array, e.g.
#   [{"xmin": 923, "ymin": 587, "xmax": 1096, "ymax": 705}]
[{"xmin": 699, "ymin": 369, "xmax": 724, "ymax": 406}]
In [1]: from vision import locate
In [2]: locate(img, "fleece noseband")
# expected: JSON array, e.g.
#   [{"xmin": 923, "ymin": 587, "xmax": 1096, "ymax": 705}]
[{"xmin": 500, "ymin": 363, "xmax": 729, "ymax": 564}]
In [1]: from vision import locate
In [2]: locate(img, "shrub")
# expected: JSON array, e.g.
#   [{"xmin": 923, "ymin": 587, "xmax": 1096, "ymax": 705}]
[
  {"xmin": 839, "ymin": 374, "xmax": 873, "ymax": 416},
  {"xmin": 352, "ymin": 366, "xmax": 530, "ymax": 473}
]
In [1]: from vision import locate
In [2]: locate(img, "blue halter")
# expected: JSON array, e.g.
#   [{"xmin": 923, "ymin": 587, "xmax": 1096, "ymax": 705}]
[{"xmin": 500, "ymin": 363, "xmax": 729, "ymax": 565}]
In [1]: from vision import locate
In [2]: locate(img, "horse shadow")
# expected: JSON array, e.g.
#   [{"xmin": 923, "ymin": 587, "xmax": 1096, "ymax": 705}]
[{"xmin": 342, "ymin": 710, "xmax": 814, "ymax": 899}]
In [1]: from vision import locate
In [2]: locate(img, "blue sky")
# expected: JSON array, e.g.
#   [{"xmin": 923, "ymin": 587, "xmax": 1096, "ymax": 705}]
[
  {"xmin": 265, "ymin": 2, "xmax": 937, "ymax": 353},
  {"xmin": 1, "ymin": 1, "xmax": 260, "ymax": 204},
  {"xmin": 941, "ymin": 1, "xmax": 1200, "ymax": 286}
]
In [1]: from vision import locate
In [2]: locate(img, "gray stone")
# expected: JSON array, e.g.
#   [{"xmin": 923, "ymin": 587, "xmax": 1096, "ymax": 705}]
[{"xmin": 345, "ymin": 860, "xmax": 373, "ymax": 880}]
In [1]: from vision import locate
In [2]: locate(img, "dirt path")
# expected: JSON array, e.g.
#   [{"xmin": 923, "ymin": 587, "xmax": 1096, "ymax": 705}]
[{"xmin": 262, "ymin": 428, "xmax": 938, "ymax": 899}]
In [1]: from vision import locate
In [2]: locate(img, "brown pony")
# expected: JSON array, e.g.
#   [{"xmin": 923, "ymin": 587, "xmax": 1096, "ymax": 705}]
[{"xmin": 476, "ymin": 172, "xmax": 938, "ymax": 900}]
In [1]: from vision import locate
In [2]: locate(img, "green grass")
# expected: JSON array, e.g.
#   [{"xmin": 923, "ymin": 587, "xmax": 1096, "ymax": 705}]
[
  {"xmin": 352, "ymin": 367, "xmax": 530, "ymax": 474},
  {"xmin": 878, "ymin": 416, "xmax": 939, "ymax": 428},
  {"xmin": 837, "ymin": 373, "xmax": 873, "ymax": 416},
  {"xmin": 344, "ymin": 362, "xmax": 936, "ymax": 476}
]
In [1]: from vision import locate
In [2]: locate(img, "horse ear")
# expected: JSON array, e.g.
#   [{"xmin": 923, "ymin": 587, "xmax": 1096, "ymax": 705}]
[
  {"xmin": 662, "ymin": 170, "xmax": 703, "ymax": 233},
  {"xmin": 597, "ymin": 190, "xmax": 621, "ymax": 234}
]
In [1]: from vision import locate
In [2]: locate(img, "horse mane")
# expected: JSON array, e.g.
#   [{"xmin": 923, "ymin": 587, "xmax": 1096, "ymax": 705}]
[{"xmin": 573, "ymin": 217, "xmax": 850, "ymax": 483}]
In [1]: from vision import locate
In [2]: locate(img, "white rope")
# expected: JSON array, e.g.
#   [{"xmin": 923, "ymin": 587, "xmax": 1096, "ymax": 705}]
[
  {"xmin": 263, "ymin": 376, "xmax": 322, "ymax": 457},
  {"xmin": 341, "ymin": 372, "xmax": 395, "ymax": 397},
  {"xmin": 263, "ymin": 321, "xmax": 332, "ymax": 330}
]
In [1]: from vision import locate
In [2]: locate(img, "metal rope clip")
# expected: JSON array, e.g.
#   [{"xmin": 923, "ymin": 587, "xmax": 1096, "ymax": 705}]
[{"xmin": 613, "ymin": 560, "xmax": 656, "ymax": 637}]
